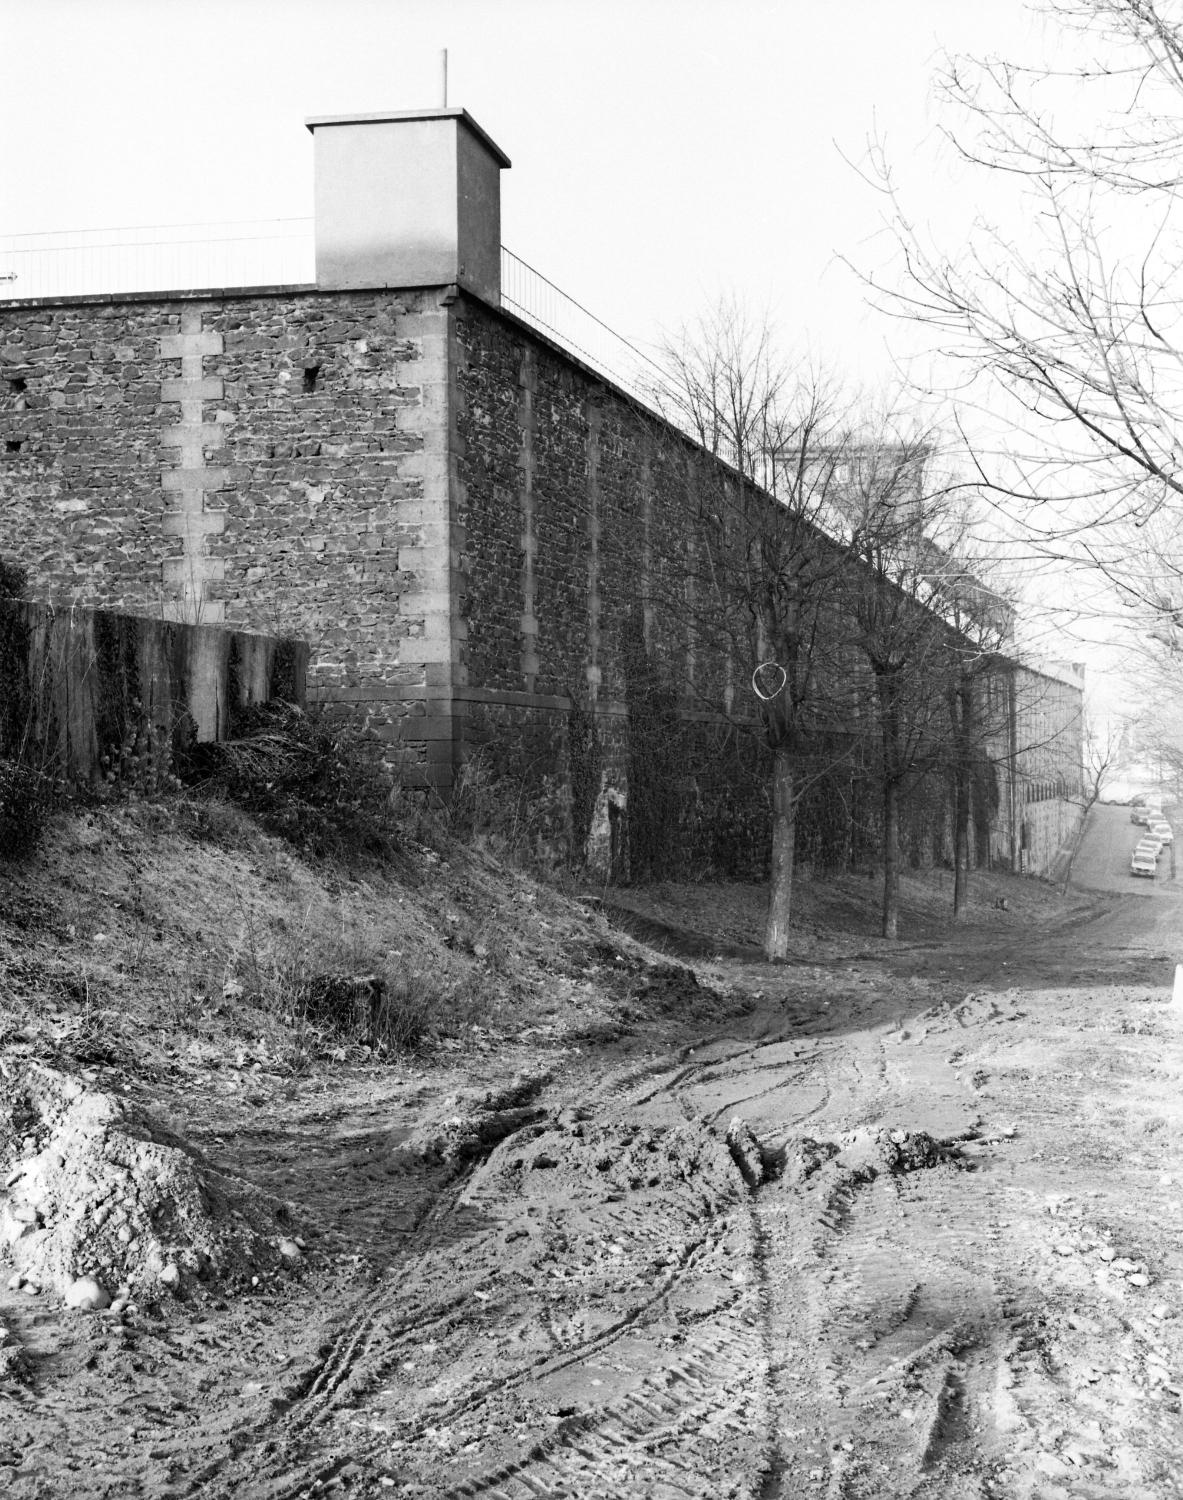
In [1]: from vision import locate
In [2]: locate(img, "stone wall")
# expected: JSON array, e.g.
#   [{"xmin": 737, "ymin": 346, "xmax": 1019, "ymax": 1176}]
[
  {"xmin": 0, "ymin": 287, "xmax": 452, "ymax": 779},
  {"xmin": 452, "ymin": 292, "xmax": 772, "ymax": 875},
  {"xmin": 984, "ymin": 662, "xmax": 1085, "ymax": 878},
  {"xmin": 1019, "ymin": 795, "xmax": 1083, "ymax": 882},
  {"xmin": 0, "ymin": 279, "xmax": 1084, "ymax": 878}
]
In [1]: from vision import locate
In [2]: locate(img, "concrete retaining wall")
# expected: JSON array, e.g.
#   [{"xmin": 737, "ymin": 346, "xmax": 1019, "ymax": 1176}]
[{"xmin": 0, "ymin": 601, "xmax": 306, "ymax": 787}]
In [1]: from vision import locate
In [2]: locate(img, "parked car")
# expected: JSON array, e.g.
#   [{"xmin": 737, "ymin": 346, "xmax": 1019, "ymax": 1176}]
[
  {"xmin": 1135, "ymin": 837, "xmax": 1164, "ymax": 859},
  {"xmin": 1131, "ymin": 801, "xmax": 1164, "ymax": 825},
  {"xmin": 1131, "ymin": 851, "xmax": 1158, "ymax": 878},
  {"xmin": 1147, "ymin": 820, "xmax": 1174, "ymax": 845}
]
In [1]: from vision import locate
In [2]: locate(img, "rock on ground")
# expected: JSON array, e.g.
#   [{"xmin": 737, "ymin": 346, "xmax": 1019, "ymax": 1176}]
[{"xmin": 0, "ymin": 1063, "xmax": 295, "ymax": 1302}]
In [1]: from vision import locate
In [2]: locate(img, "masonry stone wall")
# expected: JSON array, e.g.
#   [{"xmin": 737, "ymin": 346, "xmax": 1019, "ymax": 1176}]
[
  {"xmin": 983, "ymin": 662, "xmax": 1084, "ymax": 879},
  {"xmin": 452, "ymin": 292, "xmax": 772, "ymax": 875},
  {"xmin": 0, "ymin": 287, "xmax": 455, "ymax": 778},
  {"xmin": 0, "ymin": 279, "xmax": 1083, "ymax": 879},
  {"xmin": 1019, "ymin": 796, "xmax": 1083, "ymax": 882}
]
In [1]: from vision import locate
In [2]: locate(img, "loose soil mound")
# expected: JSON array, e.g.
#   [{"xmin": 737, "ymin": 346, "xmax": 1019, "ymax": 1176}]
[{"xmin": 0, "ymin": 1062, "xmax": 294, "ymax": 1304}]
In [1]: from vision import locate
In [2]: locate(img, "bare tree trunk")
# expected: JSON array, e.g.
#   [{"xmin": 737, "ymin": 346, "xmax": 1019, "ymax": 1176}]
[
  {"xmin": 765, "ymin": 747, "xmax": 795, "ymax": 960},
  {"xmin": 882, "ymin": 779, "xmax": 900, "ymax": 940},
  {"xmin": 952, "ymin": 787, "xmax": 969, "ymax": 921},
  {"xmin": 951, "ymin": 678, "xmax": 973, "ymax": 922}
]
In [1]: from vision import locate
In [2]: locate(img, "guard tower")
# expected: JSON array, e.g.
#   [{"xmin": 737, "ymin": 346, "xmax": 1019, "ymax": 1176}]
[{"xmin": 305, "ymin": 108, "xmax": 511, "ymax": 303}]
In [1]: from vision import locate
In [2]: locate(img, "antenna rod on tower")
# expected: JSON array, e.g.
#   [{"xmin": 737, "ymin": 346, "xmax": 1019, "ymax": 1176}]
[{"xmin": 440, "ymin": 49, "xmax": 448, "ymax": 108}]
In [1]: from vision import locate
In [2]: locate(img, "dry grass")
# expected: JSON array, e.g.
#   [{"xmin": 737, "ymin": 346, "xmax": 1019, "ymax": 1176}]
[{"xmin": 0, "ymin": 792, "xmax": 673, "ymax": 1080}]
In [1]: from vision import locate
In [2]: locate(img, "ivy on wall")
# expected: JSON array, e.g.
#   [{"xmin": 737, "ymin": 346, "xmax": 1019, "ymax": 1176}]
[
  {"xmin": 566, "ymin": 696, "xmax": 601, "ymax": 863},
  {"xmin": 621, "ymin": 613, "xmax": 685, "ymax": 881}
]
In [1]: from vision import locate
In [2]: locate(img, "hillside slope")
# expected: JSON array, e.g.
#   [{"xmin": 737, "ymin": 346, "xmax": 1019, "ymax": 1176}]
[{"xmin": 0, "ymin": 796, "xmax": 1094, "ymax": 1498}]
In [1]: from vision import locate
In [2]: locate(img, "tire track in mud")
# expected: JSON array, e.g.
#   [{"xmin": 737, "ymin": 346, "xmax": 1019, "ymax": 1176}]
[
  {"xmin": 564, "ymin": 1028, "xmax": 994, "ymax": 1495},
  {"xmin": 739, "ymin": 967, "xmax": 1183, "ymax": 1499},
  {"xmin": 608, "ymin": 1033, "xmax": 871, "ymax": 1146},
  {"xmin": 605, "ymin": 1033, "xmax": 811, "ymax": 1113},
  {"xmin": 182, "ymin": 947, "xmax": 1183, "ymax": 1500},
  {"xmin": 439, "ymin": 1296, "xmax": 770, "ymax": 1500},
  {"xmin": 174, "ymin": 1100, "xmax": 552, "ymax": 1498},
  {"xmin": 756, "ymin": 1148, "xmax": 1013, "ymax": 1498},
  {"xmin": 584, "ymin": 1033, "xmax": 999, "ymax": 1497},
  {"xmin": 418, "ymin": 1120, "xmax": 773, "ymax": 1500},
  {"xmin": 187, "ymin": 1103, "xmax": 773, "ymax": 1500},
  {"xmin": 575, "ymin": 994, "xmax": 1055, "ymax": 1497},
  {"xmin": 172, "ymin": 1170, "xmax": 485, "ymax": 1498},
  {"xmin": 931, "ymin": 1020, "xmax": 1183, "ymax": 1497},
  {"xmin": 717, "ymin": 989, "xmax": 1019, "ymax": 1499},
  {"xmin": 245, "ymin": 1244, "xmax": 761, "ymax": 1500}
]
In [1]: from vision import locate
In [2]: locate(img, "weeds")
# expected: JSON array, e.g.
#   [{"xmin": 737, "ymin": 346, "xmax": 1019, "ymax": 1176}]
[
  {"xmin": 212, "ymin": 891, "xmax": 476, "ymax": 1058},
  {"xmin": 93, "ymin": 703, "xmax": 184, "ymax": 803},
  {"xmin": 0, "ymin": 759, "xmax": 60, "ymax": 860},
  {"xmin": 0, "ymin": 570, "xmax": 61, "ymax": 861},
  {"xmin": 447, "ymin": 749, "xmax": 573, "ymax": 873},
  {"xmin": 180, "ymin": 701, "xmax": 404, "ymax": 868}
]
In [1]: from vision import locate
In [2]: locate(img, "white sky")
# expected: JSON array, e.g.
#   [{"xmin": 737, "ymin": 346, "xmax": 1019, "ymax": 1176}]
[
  {"xmin": 0, "ymin": 0, "xmax": 1044, "ymax": 379},
  {"xmin": 0, "ymin": 0, "xmax": 1138, "ymax": 708}
]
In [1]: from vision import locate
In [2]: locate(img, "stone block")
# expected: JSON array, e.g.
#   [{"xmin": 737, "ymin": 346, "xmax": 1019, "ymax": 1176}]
[
  {"xmin": 160, "ymin": 466, "xmax": 239, "ymax": 492},
  {"xmin": 162, "ymin": 511, "xmax": 226, "ymax": 537},
  {"xmin": 398, "ymin": 638, "xmax": 459, "ymax": 666},
  {"xmin": 160, "ymin": 378, "xmax": 224, "ymax": 402},
  {"xmin": 160, "ymin": 423, "xmax": 227, "ymax": 449},
  {"xmin": 159, "ymin": 332, "xmax": 224, "ymax": 359},
  {"xmin": 162, "ymin": 557, "xmax": 225, "ymax": 583}
]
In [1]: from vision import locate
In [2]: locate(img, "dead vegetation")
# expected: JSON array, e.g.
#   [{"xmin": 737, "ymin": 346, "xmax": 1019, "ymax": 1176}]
[{"xmin": 0, "ymin": 776, "xmax": 1108, "ymax": 1498}]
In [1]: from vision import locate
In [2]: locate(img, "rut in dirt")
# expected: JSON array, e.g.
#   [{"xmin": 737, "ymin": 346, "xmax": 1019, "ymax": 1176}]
[
  {"xmin": 14, "ymin": 855, "xmax": 1183, "ymax": 1500},
  {"xmin": 228, "ymin": 1013, "xmax": 1028, "ymax": 1500}
]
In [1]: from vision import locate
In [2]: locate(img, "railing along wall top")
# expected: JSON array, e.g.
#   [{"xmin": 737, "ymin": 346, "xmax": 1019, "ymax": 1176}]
[
  {"xmin": 0, "ymin": 219, "xmax": 705, "ymax": 441},
  {"xmin": 0, "ymin": 218, "xmax": 317, "ymax": 300}
]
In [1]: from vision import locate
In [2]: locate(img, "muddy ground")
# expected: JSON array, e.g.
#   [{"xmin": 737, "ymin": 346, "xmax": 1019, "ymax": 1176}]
[{"xmin": 3, "ymin": 800, "xmax": 1183, "ymax": 1498}]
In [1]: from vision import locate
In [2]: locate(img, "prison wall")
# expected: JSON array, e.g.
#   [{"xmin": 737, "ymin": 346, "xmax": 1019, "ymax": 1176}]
[
  {"xmin": 981, "ymin": 661, "xmax": 1085, "ymax": 879},
  {"xmin": 0, "ymin": 280, "xmax": 1084, "ymax": 882},
  {"xmin": 451, "ymin": 291, "xmax": 772, "ymax": 877},
  {"xmin": 0, "ymin": 286, "xmax": 453, "ymax": 776},
  {"xmin": 1011, "ymin": 663, "xmax": 1085, "ymax": 879}
]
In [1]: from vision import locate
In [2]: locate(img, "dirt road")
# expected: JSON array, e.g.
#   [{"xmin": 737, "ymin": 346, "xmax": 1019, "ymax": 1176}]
[{"xmin": 6, "ymin": 811, "xmax": 1183, "ymax": 1498}]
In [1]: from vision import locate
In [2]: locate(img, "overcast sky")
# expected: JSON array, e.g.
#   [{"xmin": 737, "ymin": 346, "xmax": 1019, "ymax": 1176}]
[
  {"xmin": 6, "ymin": 0, "xmax": 1135, "ymax": 700},
  {"xmin": 0, "ymin": 0, "xmax": 1046, "ymax": 382}
]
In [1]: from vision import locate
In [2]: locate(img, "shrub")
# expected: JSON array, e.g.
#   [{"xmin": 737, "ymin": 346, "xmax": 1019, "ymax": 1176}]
[
  {"xmin": 368, "ymin": 975, "xmax": 443, "ymax": 1053},
  {"xmin": 0, "ymin": 560, "xmax": 59, "ymax": 860},
  {"xmin": 225, "ymin": 925, "xmax": 450, "ymax": 1057},
  {"xmin": 0, "ymin": 759, "xmax": 57, "ymax": 861},
  {"xmin": 0, "ymin": 559, "xmax": 27, "ymax": 601},
  {"xmin": 447, "ymin": 749, "xmax": 573, "ymax": 872},
  {"xmin": 181, "ymin": 701, "xmax": 401, "ymax": 866}
]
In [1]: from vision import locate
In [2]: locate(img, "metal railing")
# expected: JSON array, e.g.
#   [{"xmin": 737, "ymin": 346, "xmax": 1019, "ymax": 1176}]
[
  {"xmin": 0, "ymin": 218, "xmax": 690, "ymax": 425},
  {"xmin": 0, "ymin": 218, "xmax": 315, "ymax": 300},
  {"xmin": 499, "ymin": 248, "xmax": 667, "ymax": 408}
]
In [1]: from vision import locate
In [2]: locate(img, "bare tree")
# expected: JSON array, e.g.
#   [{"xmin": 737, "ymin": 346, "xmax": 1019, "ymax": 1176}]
[
  {"xmin": 651, "ymin": 310, "xmax": 1044, "ymax": 946},
  {"xmin": 862, "ymin": 0, "xmax": 1183, "ymax": 651},
  {"xmin": 923, "ymin": 546, "xmax": 1018, "ymax": 918},
  {"xmin": 649, "ymin": 307, "xmax": 880, "ymax": 959},
  {"xmin": 1079, "ymin": 711, "xmax": 1125, "ymax": 808},
  {"xmin": 835, "ymin": 445, "xmax": 974, "ymax": 938}
]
